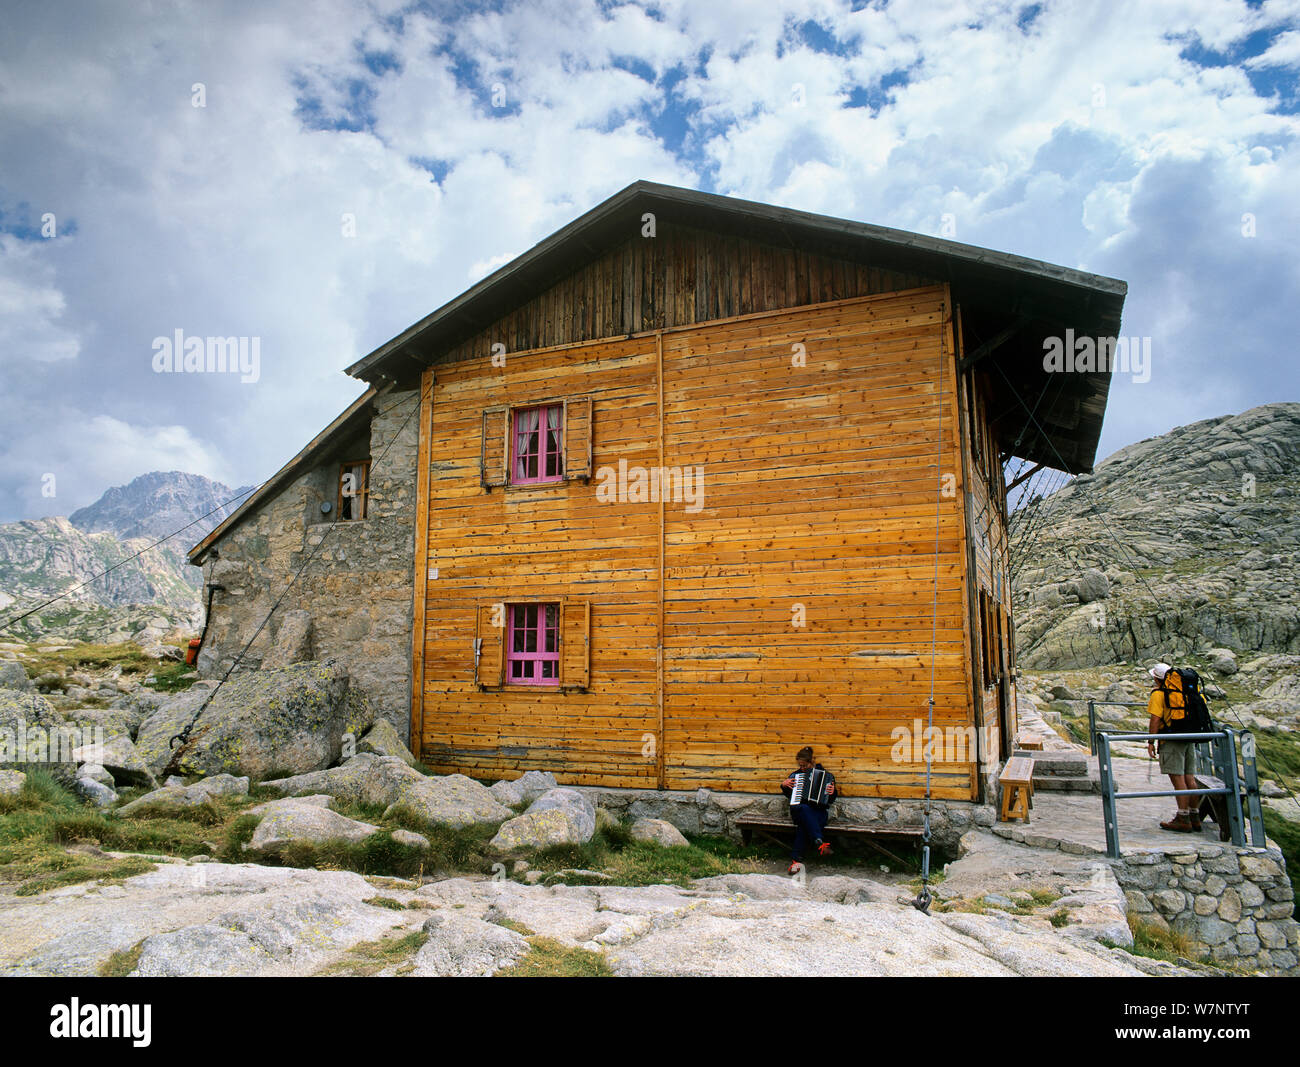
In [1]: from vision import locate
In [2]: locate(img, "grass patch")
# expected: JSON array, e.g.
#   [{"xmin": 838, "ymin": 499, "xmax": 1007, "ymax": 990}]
[
  {"xmin": 362, "ymin": 896, "xmax": 412, "ymax": 911},
  {"xmin": 22, "ymin": 642, "xmax": 154, "ymax": 678},
  {"xmin": 1252, "ymin": 731, "xmax": 1300, "ymax": 782},
  {"xmin": 1103, "ymin": 914, "xmax": 1207, "ymax": 966},
  {"xmin": 497, "ymin": 935, "xmax": 612, "ymax": 977},
  {"xmin": 145, "ymin": 660, "xmax": 197, "ymax": 693},
  {"xmin": 523, "ymin": 830, "xmax": 768, "ymax": 887},
  {"xmin": 0, "ymin": 774, "xmax": 249, "ymax": 894},
  {"xmin": 254, "ymin": 832, "xmax": 438, "ymax": 879},
  {"xmin": 316, "ymin": 930, "xmax": 428, "ymax": 977},
  {"xmin": 15, "ymin": 855, "xmax": 157, "ymax": 896},
  {"xmin": 1262, "ymin": 811, "xmax": 1300, "ymax": 919},
  {"xmin": 98, "ymin": 939, "xmax": 146, "ymax": 977}
]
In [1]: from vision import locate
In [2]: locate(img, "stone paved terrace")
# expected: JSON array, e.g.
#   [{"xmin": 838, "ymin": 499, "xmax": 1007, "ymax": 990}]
[
  {"xmin": 1004, "ymin": 703, "xmax": 1299, "ymax": 973},
  {"xmin": 1009, "ymin": 701, "xmax": 1298, "ymax": 856}
]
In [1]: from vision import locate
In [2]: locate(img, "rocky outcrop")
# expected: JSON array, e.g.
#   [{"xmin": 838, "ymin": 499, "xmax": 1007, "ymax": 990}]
[
  {"xmin": 412, "ymin": 912, "xmax": 530, "ymax": 977},
  {"xmin": 1013, "ymin": 403, "xmax": 1300, "ymax": 670},
  {"xmin": 134, "ymin": 685, "xmax": 222, "ymax": 777},
  {"xmin": 489, "ymin": 787, "xmax": 598, "ymax": 852},
  {"xmin": 2, "ymin": 848, "xmax": 1224, "ymax": 977},
  {"xmin": 117, "ymin": 773, "xmax": 249, "ymax": 814},
  {"xmin": 262, "ymin": 753, "xmax": 422, "ymax": 805},
  {"xmin": 356, "ymin": 719, "xmax": 418, "ymax": 766},
  {"xmin": 71, "ymin": 735, "xmax": 155, "ymax": 788},
  {"xmin": 490, "ymin": 808, "xmax": 587, "ymax": 852},
  {"xmin": 247, "ymin": 801, "xmax": 380, "ymax": 854},
  {"xmin": 382, "ymin": 773, "xmax": 511, "ymax": 829},
  {"xmin": 0, "ymin": 662, "xmax": 32, "ymax": 691},
  {"xmin": 527, "ymin": 788, "xmax": 596, "ymax": 840},
  {"xmin": 630, "ymin": 817, "xmax": 689, "ymax": 847},
  {"xmin": 148, "ymin": 661, "xmax": 372, "ymax": 780},
  {"xmin": 263, "ymin": 753, "xmax": 512, "ymax": 829},
  {"xmin": 0, "ymin": 689, "xmax": 78, "ymax": 784},
  {"xmin": 488, "ymin": 770, "xmax": 557, "ymax": 807}
]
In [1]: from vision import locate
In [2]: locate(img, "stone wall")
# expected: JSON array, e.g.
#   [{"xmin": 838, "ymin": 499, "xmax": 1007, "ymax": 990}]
[
  {"xmin": 575, "ymin": 785, "xmax": 993, "ymax": 856},
  {"xmin": 1114, "ymin": 843, "xmax": 1298, "ymax": 975},
  {"xmin": 196, "ymin": 389, "xmax": 419, "ymax": 740}
]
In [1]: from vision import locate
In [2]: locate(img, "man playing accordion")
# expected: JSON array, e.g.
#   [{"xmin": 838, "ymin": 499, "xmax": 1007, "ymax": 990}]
[{"xmin": 781, "ymin": 745, "xmax": 837, "ymax": 874}]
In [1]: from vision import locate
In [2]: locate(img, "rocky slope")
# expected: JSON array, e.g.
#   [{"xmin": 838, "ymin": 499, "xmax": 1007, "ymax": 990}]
[
  {"xmin": 0, "ymin": 472, "xmax": 254, "ymax": 644},
  {"xmin": 1012, "ymin": 402, "xmax": 1300, "ymax": 672},
  {"xmin": 0, "ymin": 858, "xmax": 1179, "ymax": 978}
]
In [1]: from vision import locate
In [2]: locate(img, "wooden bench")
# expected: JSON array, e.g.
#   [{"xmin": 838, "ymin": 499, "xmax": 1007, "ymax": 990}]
[
  {"xmin": 734, "ymin": 816, "xmax": 925, "ymax": 868},
  {"xmin": 999, "ymin": 756, "xmax": 1035, "ymax": 823}
]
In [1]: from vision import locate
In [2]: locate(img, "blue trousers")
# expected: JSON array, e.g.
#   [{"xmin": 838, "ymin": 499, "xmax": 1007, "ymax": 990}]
[{"xmin": 790, "ymin": 804, "xmax": 829, "ymax": 860}]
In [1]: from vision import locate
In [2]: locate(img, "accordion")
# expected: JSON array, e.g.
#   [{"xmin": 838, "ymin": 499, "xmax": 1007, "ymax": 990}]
[{"xmin": 790, "ymin": 768, "xmax": 833, "ymax": 807}]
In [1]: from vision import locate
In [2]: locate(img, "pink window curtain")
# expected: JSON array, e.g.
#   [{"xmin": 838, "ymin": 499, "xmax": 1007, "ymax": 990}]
[
  {"xmin": 514, "ymin": 408, "xmax": 539, "ymax": 480},
  {"xmin": 545, "ymin": 405, "xmax": 562, "ymax": 477}
]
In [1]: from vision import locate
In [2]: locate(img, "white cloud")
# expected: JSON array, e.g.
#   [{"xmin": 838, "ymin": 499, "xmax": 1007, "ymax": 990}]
[
  {"xmin": 0, "ymin": 0, "xmax": 1296, "ymax": 521},
  {"xmin": 0, "ymin": 235, "xmax": 81, "ymax": 364}
]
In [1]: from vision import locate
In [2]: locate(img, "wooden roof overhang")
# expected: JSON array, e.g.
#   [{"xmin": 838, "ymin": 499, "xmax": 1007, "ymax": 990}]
[
  {"xmin": 347, "ymin": 180, "xmax": 1126, "ymax": 475},
  {"xmin": 187, "ymin": 388, "xmax": 376, "ymax": 566}
]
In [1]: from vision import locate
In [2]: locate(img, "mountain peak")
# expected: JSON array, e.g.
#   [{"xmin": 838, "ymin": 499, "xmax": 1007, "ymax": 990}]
[{"xmin": 70, "ymin": 471, "xmax": 254, "ymax": 543}]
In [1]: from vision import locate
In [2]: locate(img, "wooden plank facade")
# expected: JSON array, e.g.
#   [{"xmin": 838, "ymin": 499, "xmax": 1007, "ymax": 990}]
[
  {"xmin": 330, "ymin": 182, "xmax": 1126, "ymax": 803},
  {"xmin": 405, "ymin": 219, "xmax": 1022, "ymax": 801},
  {"xmin": 189, "ymin": 184, "xmax": 1122, "ymax": 803}
]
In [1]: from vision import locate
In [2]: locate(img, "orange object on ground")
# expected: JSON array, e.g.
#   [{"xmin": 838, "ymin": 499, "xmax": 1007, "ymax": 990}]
[{"xmin": 185, "ymin": 638, "xmax": 202, "ymax": 666}]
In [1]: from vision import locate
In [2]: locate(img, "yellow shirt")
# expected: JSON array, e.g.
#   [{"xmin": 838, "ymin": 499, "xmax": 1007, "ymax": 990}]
[{"xmin": 1147, "ymin": 688, "xmax": 1169, "ymax": 724}]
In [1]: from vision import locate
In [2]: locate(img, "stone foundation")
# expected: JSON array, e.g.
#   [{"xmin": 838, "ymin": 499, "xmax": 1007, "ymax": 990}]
[
  {"xmin": 573, "ymin": 785, "xmax": 994, "ymax": 855},
  {"xmin": 1114, "ymin": 843, "xmax": 1299, "ymax": 976}
]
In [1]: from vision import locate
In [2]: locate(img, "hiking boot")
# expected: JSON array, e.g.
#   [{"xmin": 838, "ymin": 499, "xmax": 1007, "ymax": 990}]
[
  {"xmin": 788, "ymin": 861, "xmax": 804, "ymax": 875},
  {"xmin": 1189, "ymin": 810, "xmax": 1203, "ymax": 831},
  {"xmin": 1160, "ymin": 812, "xmax": 1194, "ymax": 833}
]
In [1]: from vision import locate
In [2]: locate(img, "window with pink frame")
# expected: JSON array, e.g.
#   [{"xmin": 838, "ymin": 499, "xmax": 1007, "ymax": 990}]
[
  {"xmin": 511, "ymin": 404, "xmax": 563, "ymax": 484},
  {"xmin": 506, "ymin": 602, "xmax": 560, "ymax": 684}
]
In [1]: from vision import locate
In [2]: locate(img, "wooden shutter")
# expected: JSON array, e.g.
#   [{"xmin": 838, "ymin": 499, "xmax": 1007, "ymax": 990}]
[
  {"xmin": 562, "ymin": 397, "xmax": 592, "ymax": 482},
  {"xmin": 475, "ymin": 602, "xmax": 505, "ymax": 689},
  {"xmin": 560, "ymin": 599, "xmax": 590, "ymax": 689},
  {"xmin": 481, "ymin": 407, "xmax": 508, "ymax": 489}
]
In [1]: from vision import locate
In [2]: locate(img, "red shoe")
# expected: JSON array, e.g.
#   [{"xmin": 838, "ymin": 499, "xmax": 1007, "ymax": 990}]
[
  {"xmin": 788, "ymin": 861, "xmax": 803, "ymax": 875},
  {"xmin": 817, "ymin": 841, "xmax": 833, "ymax": 857}
]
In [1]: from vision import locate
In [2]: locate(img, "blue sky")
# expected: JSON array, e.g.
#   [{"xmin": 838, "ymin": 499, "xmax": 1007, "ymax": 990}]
[{"xmin": 1, "ymin": 0, "xmax": 1297, "ymax": 521}]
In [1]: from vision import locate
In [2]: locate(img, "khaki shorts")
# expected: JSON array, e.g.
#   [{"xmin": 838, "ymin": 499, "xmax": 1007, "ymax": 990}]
[{"xmin": 1158, "ymin": 740, "xmax": 1197, "ymax": 776}]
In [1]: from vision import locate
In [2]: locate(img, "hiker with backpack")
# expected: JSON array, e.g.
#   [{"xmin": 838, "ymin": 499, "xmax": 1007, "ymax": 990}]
[{"xmin": 1145, "ymin": 662, "xmax": 1213, "ymax": 833}]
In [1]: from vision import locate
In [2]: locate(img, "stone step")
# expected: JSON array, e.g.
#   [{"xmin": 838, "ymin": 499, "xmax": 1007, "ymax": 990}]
[
  {"xmin": 1015, "ymin": 751, "xmax": 1088, "ymax": 776},
  {"xmin": 1032, "ymin": 774, "xmax": 1101, "ymax": 794}
]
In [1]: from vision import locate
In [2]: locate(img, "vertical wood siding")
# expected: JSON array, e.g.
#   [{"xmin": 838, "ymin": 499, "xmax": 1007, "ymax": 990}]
[{"xmin": 415, "ymin": 284, "xmax": 975, "ymax": 799}]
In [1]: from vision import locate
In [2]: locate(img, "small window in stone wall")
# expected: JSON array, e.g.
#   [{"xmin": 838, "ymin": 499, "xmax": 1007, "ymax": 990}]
[{"xmin": 338, "ymin": 460, "xmax": 370, "ymax": 520}]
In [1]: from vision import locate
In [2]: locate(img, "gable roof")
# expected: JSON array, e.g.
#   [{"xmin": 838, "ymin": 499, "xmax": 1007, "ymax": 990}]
[
  {"xmin": 188, "ymin": 388, "xmax": 375, "ymax": 565},
  {"xmin": 347, "ymin": 180, "xmax": 1126, "ymax": 473}
]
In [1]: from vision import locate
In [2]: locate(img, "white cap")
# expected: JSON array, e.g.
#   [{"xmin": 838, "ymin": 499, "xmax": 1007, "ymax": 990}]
[{"xmin": 1149, "ymin": 663, "xmax": 1171, "ymax": 681}]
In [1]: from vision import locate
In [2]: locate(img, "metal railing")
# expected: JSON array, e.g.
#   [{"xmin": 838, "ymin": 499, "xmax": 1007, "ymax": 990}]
[
  {"xmin": 1094, "ymin": 725, "xmax": 1266, "ymax": 859},
  {"xmin": 1085, "ymin": 699, "xmax": 1148, "ymax": 755}
]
